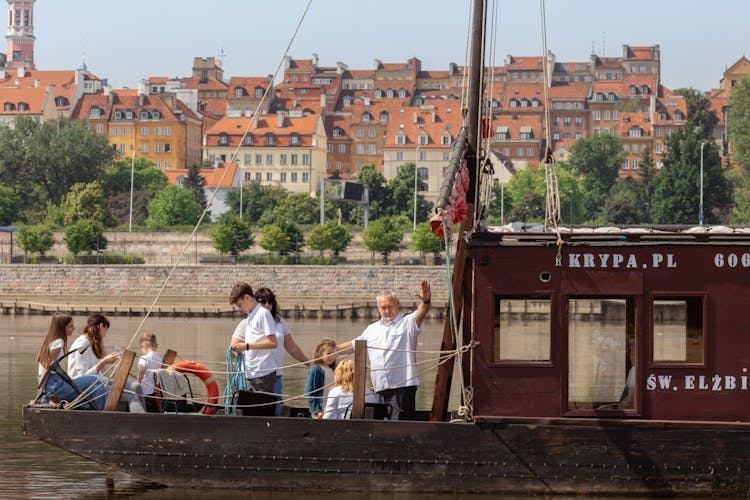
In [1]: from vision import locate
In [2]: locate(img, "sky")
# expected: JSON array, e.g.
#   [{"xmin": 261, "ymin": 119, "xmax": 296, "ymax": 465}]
[{"xmin": 26, "ymin": 0, "xmax": 750, "ymax": 92}]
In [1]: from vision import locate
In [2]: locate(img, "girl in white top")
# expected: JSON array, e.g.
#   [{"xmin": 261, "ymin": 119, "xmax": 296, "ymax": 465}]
[
  {"xmin": 69, "ymin": 314, "xmax": 146, "ymax": 413},
  {"xmin": 323, "ymin": 359, "xmax": 377, "ymax": 419},
  {"xmin": 36, "ymin": 312, "xmax": 75, "ymax": 383},
  {"xmin": 137, "ymin": 332, "xmax": 163, "ymax": 412}
]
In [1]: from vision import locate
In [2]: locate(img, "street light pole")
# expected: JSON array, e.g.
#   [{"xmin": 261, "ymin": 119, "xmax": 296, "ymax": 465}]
[
  {"xmin": 413, "ymin": 144, "xmax": 420, "ymax": 230},
  {"xmin": 129, "ymin": 150, "xmax": 135, "ymax": 232},
  {"xmin": 699, "ymin": 141, "xmax": 705, "ymax": 226}
]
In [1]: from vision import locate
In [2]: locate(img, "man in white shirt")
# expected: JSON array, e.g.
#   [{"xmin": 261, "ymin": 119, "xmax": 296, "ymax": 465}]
[
  {"xmin": 339, "ymin": 280, "xmax": 431, "ymax": 420},
  {"xmin": 229, "ymin": 282, "xmax": 278, "ymax": 393}
]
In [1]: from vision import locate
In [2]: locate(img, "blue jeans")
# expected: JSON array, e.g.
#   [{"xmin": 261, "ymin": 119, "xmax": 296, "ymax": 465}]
[
  {"xmin": 274, "ymin": 374, "xmax": 282, "ymax": 416},
  {"xmin": 43, "ymin": 372, "xmax": 108, "ymax": 410}
]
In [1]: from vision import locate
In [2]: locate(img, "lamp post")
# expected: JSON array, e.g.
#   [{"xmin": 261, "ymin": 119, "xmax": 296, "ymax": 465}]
[
  {"xmin": 699, "ymin": 141, "xmax": 705, "ymax": 226},
  {"xmin": 413, "ymin": 144, "xmax": 420, "ymax": 230}
]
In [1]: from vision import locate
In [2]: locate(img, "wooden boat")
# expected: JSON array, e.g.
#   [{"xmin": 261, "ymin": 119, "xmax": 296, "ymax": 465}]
[{"xmin": 21, "ymin": 0, "xmax": 750, "ymax": 495}]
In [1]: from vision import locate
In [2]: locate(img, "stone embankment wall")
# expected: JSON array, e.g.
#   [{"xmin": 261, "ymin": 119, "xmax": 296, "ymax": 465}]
[{"xmin": 0, "ymin": 265, "xmax": 449, "ymax": 302}]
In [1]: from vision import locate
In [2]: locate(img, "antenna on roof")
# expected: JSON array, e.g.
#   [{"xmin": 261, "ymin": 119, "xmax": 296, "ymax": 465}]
[
  {"xmin": 80, "ymin": 36, "xmax": 88, "ymax": 71},
  {"xmin": 602, "ymin": 31, "xmax": 606, "ymax": 56},
  {"xmin": 218, "ymin": 47, "xmax": 227, "ymax": 64}
]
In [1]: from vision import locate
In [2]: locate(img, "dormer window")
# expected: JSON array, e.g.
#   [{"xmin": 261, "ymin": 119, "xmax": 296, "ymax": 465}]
[
  {"xmin": 628, "ymin": 85, "xmax": 638, "ymax": 95},
  {"xmin": 176, "ymin": 175, "xmax": 186, "ymax": 186},
  {"xmin": 255, "ymin": 87, "xmax": 264, "ymax": 98},
  {"xmin": 608, "ymin": 92, "xmax": 617, "ymax": 101},
  {"xmin": 398, "ymin": 89, "xmax": 407, "ymax": 98},
  {"xmin": 520, "ymin": 98, "xmax": 530, "ymax": 107},
  {"xmin": 379, "ymin": 111, "xmax": 389, "ymax": 122},
  {"xmin": 234, "ymin": 87, "xmax": 246, "ymax": 97},
  {"xmin": 152, "ymin": 110, "xmax": 160, "ymax": 119},
  {"xmin": 418, "ymin": 134, "xmax": 428, "ymax": 145},
  {"xmin": 659, "ymin": 111, "xmax": 668, "ymax": 120},
  {"xmin": 290, "ymin": 133, "xmax": 300, "ymax": 145},
  {"xmin": 441, "ymin": 133, "xmax": 451, "ymax": 145},
  {"xmin": 595, "ymin": 93, "xmax": 605, "ymax": 101},
  {"xmin": 3, "ymin": 102, "xmax": 14, "ymax": 111},
  {"xmin": 674, "ymin": 110, "xmax": 684, "ymax": 121},
  {"xmin": 520, "ymin": 126, "xmax": 533, "ymax": 140},
  {"xmin": 491, "ymin": 98, "xmax": 500, "ymax": 108},
  {"xmin": 54, "ymin": 96, "xmax": 69, "ymax": 107},
  {"xmin": 18, "ymin": 102, "xmax": 29, "ymax": 111},
  {"xmin": 243, "ymin": 134, "xmax": 253, "ymax": 145},
  {"xmin": 531, "ymin": 98, "xmax": 541, "ymax": 107},
  {"xmin": 140, "ymin": 111, "xmax": 151, "ymax": 120},
  {"xmin": 386, "ymin": 89, "xmax": 395, "ymax": 98},
  {"xmin": 629, "ymin": 126, "xmax": 642, "ymax": 137},
  {"xmin": 264, "ymin": 133, "xmax": 275, "ymax": 145},
  {"xmin": 114, "ymin": 110, "xmax": 123, "ymax": 120},
  {"xmin": 640, "ymin": 85, "xmax": 650, "ymax": 94},
  {"xmin": 362, "ymin": 112, "xmax": 372, "ymax": 122},
  {"xmin": 374, "ymin": 89, "xmax": 383, "ymax": 98},
  {"xmin": 414, "ymin": 97, "xmax": 423, "ymax": 106},
  {"xmin": 343, "ymin": 96, "xmax": 353, "ymax": 106},
  {"xmin": 219, "ymin": 133, "xmax": 229, "ymax": 145},
  {"xmin": 125, "ymin": 111, "xmax": 133, "ymax": 119},
  {"xmin": 396, "ymin": 133, "xmax": 405, "ymax": 145},
  {"xmin": 509, "ymin": 98, "xmax": 519, "ymax": 108}
]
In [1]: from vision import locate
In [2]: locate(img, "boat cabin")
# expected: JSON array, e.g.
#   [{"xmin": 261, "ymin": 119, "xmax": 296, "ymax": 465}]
[{"xmin": 466, "ymin": 225, "xmax": 750, "ymax": 422}]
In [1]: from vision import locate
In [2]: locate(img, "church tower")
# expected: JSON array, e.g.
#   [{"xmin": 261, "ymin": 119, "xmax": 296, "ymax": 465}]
[{"xmin": 6, "ymin": 0, "xmax": 35, "ymax": 69}]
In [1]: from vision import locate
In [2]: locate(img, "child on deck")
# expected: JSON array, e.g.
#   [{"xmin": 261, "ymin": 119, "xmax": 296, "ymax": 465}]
[
  {"xmin": 137, "ymin": 332, "xmax": 163, "ymax": 413},
  {"xmin": 323, "ymin": 359, "xmax": 378, "ymax": 419},
  {"xmin": 304, "ymin": 339, "xmax": 337, "ymax": 419}
]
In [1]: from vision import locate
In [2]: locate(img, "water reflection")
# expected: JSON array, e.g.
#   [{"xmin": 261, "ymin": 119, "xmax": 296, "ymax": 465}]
[{"xmin": 2, "ymin": 314, "xmax": 456, "ymax": 498}]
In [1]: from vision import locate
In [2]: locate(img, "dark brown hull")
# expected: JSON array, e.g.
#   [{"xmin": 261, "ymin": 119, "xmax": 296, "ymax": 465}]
[{"xmin": 21, "ymin": 405, "xmax": 750, "ymax": 495}]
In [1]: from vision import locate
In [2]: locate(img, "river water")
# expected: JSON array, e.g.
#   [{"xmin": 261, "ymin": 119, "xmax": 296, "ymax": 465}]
[{"xmin": 2, "ymin": 313, "xmax": 476, "ymax": 499}]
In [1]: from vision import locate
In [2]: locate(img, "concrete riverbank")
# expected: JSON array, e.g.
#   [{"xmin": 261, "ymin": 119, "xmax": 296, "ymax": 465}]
[{"xmin": 0, "ymin": 265, "xmax": 450, "ymax": 319}]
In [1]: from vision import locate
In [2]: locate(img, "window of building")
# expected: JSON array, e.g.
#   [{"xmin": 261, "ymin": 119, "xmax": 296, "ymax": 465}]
[
  {"xmin": 291, "ymin": 154, "xmax": 298, "ymax": 165},
  {"xmin": 493, "ymin": 296, "xmax": 551, "ymax": 362},
  {"xmin": 302, "ymin": 154, "xmax": 310, "ymax": 165},
  {"xmin": 496, "ymin": 126, "xmax": 509, "ymax": 141},
  {"xmin": 302, "ymin": 172, "xmax": 309, "ymax": 183},
  {"xmin": 265, "ymin": 134, "xmax": 275, "ymax": 145},
  {"xmin": 356, "ymin": 143, "xmax": 364, "ymax": 154},
  {"xmin": 418, "ymin": 151, "xmax": 426, "ymax": 161},
  {"xmin": 290, "ymin": 133, "xmax": 300, "ymax": 145},
  {"xmin": 266, "ymin": 172, "xmax": 273, "ymax": 181},
  {"xmin": 575, "ymin": 132, "xmax": 582, "ymax": 139},
  {"xmin": 141, "ymin": 127, "xmax": 150, "ymax": 137},
  {"xmin": 266, "ymin": 154, "xmax": 273, "ymax": 164},
  {"xmin": 155, "ymin": 143, "xmax": 163, "ymax": 153},
  {"xmin": 280, "ymin": 172, "xmax": 287, "ymax": 183},
  {"xmin": 509, "ymin": 98, "xmax": 519, "ymax": 108},
  {"xmin": 256, "ymin": 154, "xmax": 263, "ymax": 165},
  {"xmin": 368, "ymin": 144, "xmax": 377, "ymax": 155},
  {"xmin": 674, "ymin": 111, "xmax": 684, "ymax": 121},
  {"xmin": 527, "ymin": 147, "xmax": 534, "ymax": 157},
  {"xmin": 362, "ymin": 112, "xmax": 372, "ymax": 122},
  {"xmin": 575, "ymin": 116, "xmax": 582, "ymax": 126},
  {"xmin": 164, "ymin": 127, "xmax": 171, "ymax": 136},
  {"xmin": 280, "ymin": 154, "xmax": 287, "ymax": 165},
  {"xmin": 553, "ymin": 132, "xmax": 560, "ymax": 140},
  {"xmin": 125, "ymin": 111, "xmax": 133, "ymax": 119},
  {"xmin": 603, "ymin": 110, "xmax": 610, "ymax": 121},
  {"xmin": 338, "ymin": 144, "xmax": 347, "ymax": 154},
  {"xmin": 219, "ymin": 133, "xmax": 228, "ymax": 145},
  {"xmin": 655, "ymin": 143, "xmax": 663, "ymax": 153},
  {"xmin": 379, "ymin": 111, "xmax": 389, "ymax": 122},
  {"xmin": 356, "ymin": 128, "xmax": 364, "ymax": 138},
  {"xmin": 520, "ymin": 126, "xmax": 533, "ymax": 140},
  {"xmin": 441, "ymin": 134, "xmax": 451, "ymax": 145},
  {"xmin": 629, "ymin": 127, "xmax": 642, "ymax": 137},
  {"xmin": 553, "ymin": 116, "xmax": 560, "ymax": 126},
  {"xmin": 443, "ymin": 152, "xmax": 450, "ymax": 161},
  {"xmin": 396, "ymin": 133, "xmax": 405, "ymax": 145},
  {"xmin": 563, "ymin": 117, "xmax": 571, "ymax": 125},
  {"xmin": 418, "ymin": 134, "xmax": 428, "ymax": 145},
  {"xmin": 368, "ymin": 128, "xmax": 377, "ymax": 138},
  {"xmin": 96, "ymin": 123, "xmax": 104, "ymax": 134},
  {"xmin": 141, "ymin": 144, "xmax": 148, "ymax": 152},
  {"xmin": 291, "ymin": 172, "xmax": 298, "ymax": 182},
  {"xmin": 88, "ymin": 106, "xmax": 100, "ymax": 117},
  {"xmin": 396, "ymin": 151, "xmax": 403, "ymax": 161},
  {"xmin": 255, "ymin": 88, "xmax": 264, "ymax": 98},
  {"xmin": 398, "ymin": 89, "xmax": 407, "ymax": 98},
  {"xmin": 165, "ymin": 143, "xmax": 171, "ymax": 153},
  {"xmin": 629, "ymin": 85, "xmax": 638, "ymax": 95},
  {"xmin": 332, "ymin": 127, "xmax": 343, "ymax": 137},
  {"xmin": 386, "ymin": 89, "xmax": 395, "ymax": 98},
  {"xmin": 244, "ymin": 154, "xmax": 252, "ymax": 165},
  {"xmin": 593, "ymin": 111, "xmax": 601, "ymax": 121},
  {"xmin": 516, "ymin": 147, "xmax": 524, "ymax": 156}
]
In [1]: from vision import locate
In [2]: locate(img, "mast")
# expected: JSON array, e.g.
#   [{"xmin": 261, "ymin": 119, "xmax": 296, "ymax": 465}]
[{"xmin": 431, "ymin": 0, "xmax": 486, "ymax": 422}]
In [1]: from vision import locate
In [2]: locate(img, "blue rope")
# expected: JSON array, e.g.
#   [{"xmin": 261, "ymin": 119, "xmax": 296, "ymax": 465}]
[{"xmin": 224, "ymin": 347, "xmax": 246, "ymax": 414}]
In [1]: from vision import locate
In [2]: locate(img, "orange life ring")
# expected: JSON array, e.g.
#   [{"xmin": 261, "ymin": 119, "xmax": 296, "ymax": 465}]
[{"xmin": 172, "ymin": 361, "xmax": 219, "ymax": 415}]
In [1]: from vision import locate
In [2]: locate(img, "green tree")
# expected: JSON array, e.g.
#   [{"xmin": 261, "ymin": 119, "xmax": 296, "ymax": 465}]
[
  {"xmin": 64, "ymin": 181, "xmax": 114, "ymax": 227},
  {"xmin": 184, "ymin": 163, "xmax": 207, "ymax": 208},
  {"xmin": 16, "ymin": 224, "xmax": 55, "ymax": 257},
  {"xmin": 0, "ymin": 184, "xmax": 20, "ymax": 225},
  {"xmin": 411, "ymin": 222, "xmax": 444, "ymax": 263},
  {"xmin": 362, "ymin": 216, "xmax": 404, "ymax": 264},
  {"xmin": 210, "ymin": 214, "xmax": 254, "ymax": 256},
  {"xmin": 145, "ymin": 186, "xmax": 204, "ymax": 228},
  {"xmin": 356, "ymin": 164, "xmax": 390, "ymax": 220},
  {"xmin": 729, "ymin": 75, "xmax": 750, "ymax": 175},
  {"xmin": 385, "ymin": 163, "xmax": 431, "ymax": 221},
  {"xmin": 64, "ymin": 219, "xmax": 107, "ymax": 256},
  {"xmin": 102, "ymin": 157, "xmax": 168, "ymax": 194},
  {"xmin": 504, "ymin": 168, "xmax": 546, "ymax": 223},
  {"xmin": 673, "ymin": 87, "xmax": 719, "ymax": 140},
  {"xmin": 638, "ymin": 147, "xmax": 657, "ymax": 223},
  {"xmin": 602, "ymin": 178, "xmax": 641, "ymax": 224},
  {"xmin": 728, "ymin": 168, "xmax": 750, "ymax": 224},
  {"xmin": 225, "ymin": 181, "xmax": 287, "ymax": 223},
  {"xmin": 652, "ymin": 128, "xmax": 729, "ymax": 224},
  {"xmin": 260, "ymin": 192, "xmax": 319, "ymax": 226},
  {"xmin": 307, "ymin": 222, "xmax": 352, "ymax": 256},
  {"xmin": 0, "ymin": 116, "xmax": 115, "ymax": 213},
  {"xmin": 567, "ymin": 134, "xmax": 623, "ymax": 220},
  {"xmin": 259, "ymin": 224, "xmax": 291, "ymax": 254}
]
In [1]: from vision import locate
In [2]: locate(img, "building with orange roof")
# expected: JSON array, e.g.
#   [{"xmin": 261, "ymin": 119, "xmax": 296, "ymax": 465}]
[
  {"xmin": 0, "ymin": 83, "xmax": 55, "ymax": 123},
  {"xmin": 72, "ymin": 87, "xmax": 202, "ymax": 170},
  {"xmin": 162, "ymin": 161, "xmax": 242, "ymax": 220},
  {"xmin": 383, "ymin": 102, "xmax": 463, "ymax": 199},
  {"xmin": 226, "ymin": 76, "xmax": 273, "ymax": 117},
  {"xmin": 204, "ymin": 110, "xmax": 327, "ymax": 195},
  {"xmin": 4, "ymin": 0, "xmax": 35, "ymax": 70},
  {"xmin": 324, "ymin": 113, "xmax": 353, "ymax": 178}
]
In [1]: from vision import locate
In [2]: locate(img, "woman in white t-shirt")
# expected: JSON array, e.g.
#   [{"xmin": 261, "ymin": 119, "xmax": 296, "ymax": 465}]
[
  {"xmin": 137, "ymin": 332, "xmax": 163, "ymax": 412},
  {"xmin": 323, "ymin": 359, "xmax": 378, "ymax": 419},
  {"xmin": 35, "ymin": 313, "xmax": 109, "ymax": 410}
]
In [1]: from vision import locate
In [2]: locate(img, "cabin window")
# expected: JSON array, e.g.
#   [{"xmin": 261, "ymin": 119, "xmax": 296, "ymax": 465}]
[
  {"xmin": 652, "ymin": 296, "xmax": 704, "ymax": 365},
  {"xmin": 493, "ymin": 297, "xmax": 551, "ymax": 362},
  {"xmin": 568, "ymin": 297, "xmax": 635, "ymax": 411}
]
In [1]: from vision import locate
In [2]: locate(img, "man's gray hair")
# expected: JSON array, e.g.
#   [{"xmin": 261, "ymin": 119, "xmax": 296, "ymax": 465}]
[{"xmin": 376, "ymin": 289, "xmax": 399, "ymax": 301}]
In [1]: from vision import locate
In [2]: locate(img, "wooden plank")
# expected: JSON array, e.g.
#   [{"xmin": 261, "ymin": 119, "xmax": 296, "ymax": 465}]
[
  {"xmin": 103, "ymin": 349, "xmax": 136, "ymax": 411},
  {"xmin": 430, "ymin": 209, "xmax": 473, "ymax": 421},
  {"xmin": 162, "ymin": 349, "xmax": 177, "ymax": 366},
  {"xmin": 351, "ymin": 340, "xmax": 367, "ymax": 419}
]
